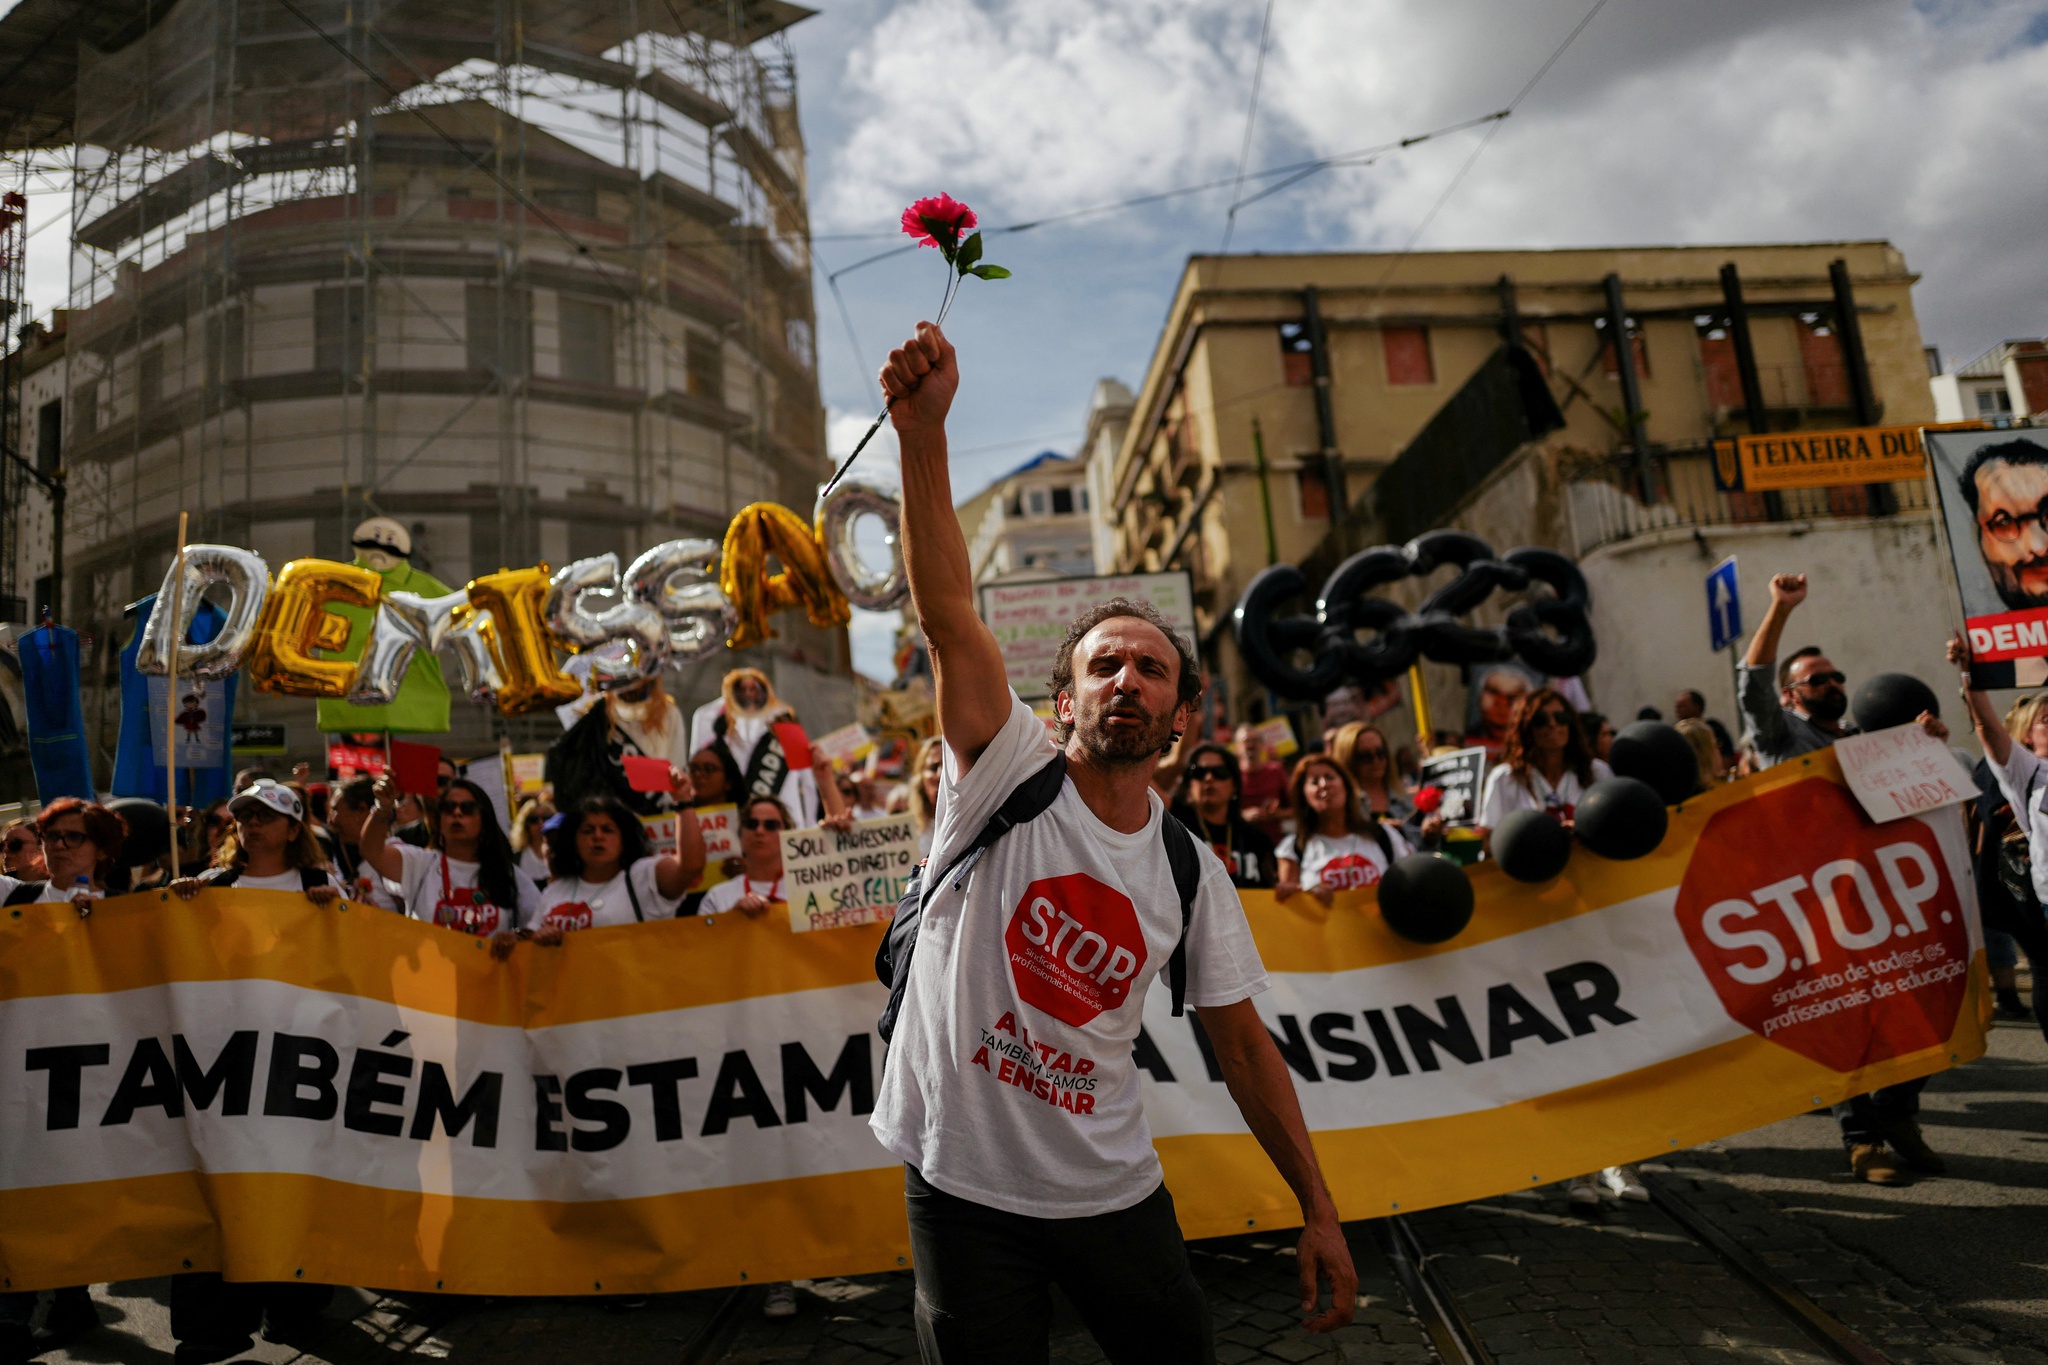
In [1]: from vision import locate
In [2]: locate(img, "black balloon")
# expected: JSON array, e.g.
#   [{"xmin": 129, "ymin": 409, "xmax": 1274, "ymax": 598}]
[
  {"xmin": 107, "ymin": 797, "xmax": 169, "ymax": 868},
  {"xmin": 1492, "ymin": 809, "xmax": 1572, "ymax": 882},
  {"xmin": 1574, "ymin": 778, "xmax": 1669, "ymax": 860},
  {"xmin": 1377, "ymin": 854, "xmax": 1476, "ymax": 944},
  {"xmin": 1852, "ymin": 672, "xmax": 1940, "ymax": 734},
  {"xmin": 1232, "ymin": 564, "xmax": 1348, "ymax": 701},
  {"xmin": 1608, "ymin": 721, "xmax": 1701, "ymax": 804}
]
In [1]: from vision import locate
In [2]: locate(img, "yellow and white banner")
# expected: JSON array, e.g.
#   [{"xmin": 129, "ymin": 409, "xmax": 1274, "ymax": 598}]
[{"xmin": 0, "ymin": 751, "xmax": 1986, "ymax": 1294}]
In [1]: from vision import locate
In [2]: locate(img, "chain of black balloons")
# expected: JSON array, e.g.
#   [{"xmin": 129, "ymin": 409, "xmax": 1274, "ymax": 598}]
[{"xmin": 1231, "ymin": 529, "xmax": 1598, "ymax": 700}]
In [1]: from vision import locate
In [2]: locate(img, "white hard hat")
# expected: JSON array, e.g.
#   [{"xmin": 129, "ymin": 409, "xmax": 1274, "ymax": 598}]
[{"xmin": 351, "ymin": 516, "xmax": 412, "ymax": 558}]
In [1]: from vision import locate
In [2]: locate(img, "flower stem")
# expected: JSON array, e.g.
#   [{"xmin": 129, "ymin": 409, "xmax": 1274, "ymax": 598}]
[{"xmin": 820, "ymin": 265, "xmax": 964, "ymax": 500}]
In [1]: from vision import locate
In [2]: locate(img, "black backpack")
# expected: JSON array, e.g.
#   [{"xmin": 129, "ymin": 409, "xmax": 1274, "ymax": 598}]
[{"xmin": 874, "ymin": 752, "xmax": 1205, "ymax": 1043}]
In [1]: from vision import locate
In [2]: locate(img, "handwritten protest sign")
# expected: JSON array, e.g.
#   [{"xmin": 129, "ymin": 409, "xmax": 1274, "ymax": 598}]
[
  {"xmin": 693, "ymin": 803, "xmax": 739, "ymax": 888},
  {"xmin": 1832, "ymin": 725, "xmax": 1973, "ymax": 824},
  {"xmin": 780, "ymin": 814, "xmax": 917, "ymax": 932},
  {"xmin": 811, "ymin": 723, "xmax": 874, "ymax": 771}
]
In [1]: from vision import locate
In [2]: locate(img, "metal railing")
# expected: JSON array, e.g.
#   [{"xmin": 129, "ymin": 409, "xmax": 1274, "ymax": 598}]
[{"xmin": 1566, "ymin": 445, "xmax": 1932, "ymax": 558}]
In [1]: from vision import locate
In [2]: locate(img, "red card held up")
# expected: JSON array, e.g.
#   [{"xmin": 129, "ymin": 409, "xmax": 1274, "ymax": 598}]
[
  {"xmin": 389, "ymin": 740, "xmax": 441, "ymax": 797},
  {"xmin": 622, "ymin": 754, "xmax": 673, "ymax": 794},
  {"xmin": 773, "ymin": 721, "xmax": 814, "ymax": 771}
]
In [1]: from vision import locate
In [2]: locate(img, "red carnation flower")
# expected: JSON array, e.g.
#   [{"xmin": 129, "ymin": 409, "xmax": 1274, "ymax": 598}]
[
  {"xmin": 900, "ymin": 193, "xmax": 977, "ymax": 251},
  {"xmin": 1413, "ymin": 785, "xmax": 1444, "ymax": 814}
]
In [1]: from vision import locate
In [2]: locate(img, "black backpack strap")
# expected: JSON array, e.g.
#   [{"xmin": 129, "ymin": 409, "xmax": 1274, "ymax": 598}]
[
  {"xmin": 874, "ymin": 751, "xmax": 1069, "ymax": 1043},
  {"xmin": 624, "ymin": 862, "xmax": 645, "ymax": 922},
  {"xmin": 3, "ymin": 881, "xmax": 44, "ymax": 906},
  {"xmin": 1158, "ymin": 812, "xmax": 1203, "ymax": 1018},
  {"xmin": 201, "ymin": 867, "xmax": 238, "ymax": 889}
]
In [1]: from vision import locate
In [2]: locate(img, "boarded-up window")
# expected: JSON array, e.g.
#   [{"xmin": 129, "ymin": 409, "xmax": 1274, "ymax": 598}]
[
  {"xmin": 1297, "ymin": 465, "xmax": 1330, "ymax": 519},
  {"xmin": 36, "ymin": 399, "xmax": 60, "ymax": 473},
  {"xmin": 314, "ymin": 286, "xmax": 366, "ymax": 375},
  {"xmin": 1279, "ymin": 322, "xmax": 1313, "ymax": 387},
  {"xmin": 1797, "ymin": 314, "xmax": 1850, "ymax": 407},
  {"xmin": 1383, "ymin": 326, "xmax": 1434, "ymax": 385},
  {"xmin": 558, "ymin": 297, "xmax": 615, "ymax": 385},
  {"xmin": 1695, "ymin": 317, "xmax": 1743, "ymax": 409},
  {"xmin": 685, "ymin": 331, "xmax": 725, "ymax": 405},
  {"xmin": 466, "ymin": 285, "xmax": 532, "ymax": 377},
  {"xmin": 1597, "ymin": 317, "xmax": 1650, "ymax": 379}
]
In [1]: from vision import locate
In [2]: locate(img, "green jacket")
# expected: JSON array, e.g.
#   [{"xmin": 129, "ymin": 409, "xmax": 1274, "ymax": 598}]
[{"xmin": 314, "ymin": 560, "xmax": 454, "ymax": 735}]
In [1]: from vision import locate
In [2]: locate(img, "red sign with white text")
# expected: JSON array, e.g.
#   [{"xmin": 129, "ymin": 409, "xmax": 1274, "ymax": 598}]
[
  {"xmin": 1964, "ymin": 606, "xmax": 2048, "ymax": 663},
  {"xmin": 1006, "ymin": 875, "xmax": 1147, "ymax": 1026},
  {"xmin": 1673, "ymin": 779, "xmax": 1968, "ymax": 1073}
]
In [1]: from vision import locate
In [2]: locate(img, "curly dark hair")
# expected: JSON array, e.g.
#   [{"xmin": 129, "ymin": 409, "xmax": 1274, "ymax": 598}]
[
  {"xmin": 1500, "ymin": 688, "xmax": 1595, "ymax": 790},
  {"xmin": 36, "ymin": 797, "xmax": 129, "ymax": 886},
  {"xmin": 550, "ymin": 795, "xmax": 652, "ymax": 880},
  {"xmin": 1046, "ymin": 597, "xmax": 1201, "ymax": 744}
]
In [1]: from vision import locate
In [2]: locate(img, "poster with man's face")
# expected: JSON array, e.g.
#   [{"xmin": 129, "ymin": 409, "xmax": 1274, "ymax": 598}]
[{"xmin": 1927, "ymin": 429, "xmax": 2048, "ymax": 688}]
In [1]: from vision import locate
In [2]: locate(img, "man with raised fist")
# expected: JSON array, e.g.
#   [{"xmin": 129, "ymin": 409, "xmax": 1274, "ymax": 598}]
[{"xmin": 869, "ymin": 322, "xmax": 1355, "ymax": 1363}]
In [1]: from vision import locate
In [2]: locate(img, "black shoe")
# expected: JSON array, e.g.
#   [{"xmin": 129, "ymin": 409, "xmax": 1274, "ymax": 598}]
[
  {"xmin": 40, "ymin": 1292, "xmax": 99, "ymax": 1340},
  {"xmin": 0, "ymin": 1323, "xmax": 33, "ymax": 1365},
  {"xmin": 174, "ymin": 1335, "xmax": 255, "ymax": 1365},
  {"xmin": 1995, "ymin": 989, "xmax": 2032, "ymax": 1021}
]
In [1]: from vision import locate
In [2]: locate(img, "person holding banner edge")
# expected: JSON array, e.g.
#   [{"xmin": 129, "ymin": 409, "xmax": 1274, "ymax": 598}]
[
  {"xmin": 1740, "ymin": 572, "xmax": 1951, "ymax": 1186},
  {"xmin": 875, "ymin": 321, "xmax": 1355, "ymax": 1362}
]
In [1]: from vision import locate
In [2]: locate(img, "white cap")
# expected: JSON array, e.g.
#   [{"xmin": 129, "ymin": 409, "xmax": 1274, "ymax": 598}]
[
  {"xmin": 229, "ymin": 779, "xmax": 303, "ymax": 823},
  {"xmin": 351, "ymin": 516, "xmax": 412, "ymax": 558}
]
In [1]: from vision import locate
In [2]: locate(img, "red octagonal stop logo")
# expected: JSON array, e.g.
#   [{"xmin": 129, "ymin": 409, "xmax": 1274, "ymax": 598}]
[
  {"xmin": 1674, "ymin": 778, "xmax": 1969, "ymax": 1073},
  {"xmin": 1006, "ymin": 874, "xmax": 1149, "ymax": 1027}
]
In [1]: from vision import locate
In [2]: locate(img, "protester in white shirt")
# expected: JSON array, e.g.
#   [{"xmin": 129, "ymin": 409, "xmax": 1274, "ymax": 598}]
[
  {"xmin": 1476, "ymin": 687, "xmax": 1614, "ymax": 852},
  {"xmin": 171, "ymin": 780, "xmax": 343, "ymax": 904},
  {"xmin": 511, "ymin": 797, "xmax": 555, "ymax": 888},
  {"xmin": 695, "ymin": 795, "xmax": 853, "ymax": 916},
  {"xmin": 359, "ymin": 776, "xmax": 540, "ymax": 956},
  {"xmin": 868, "ymin": 320, "xmax": 1355, "ymax": 1357},
  {"xmin": 0, "ymin": 797, "xmax": 129, "ymax": 914},
  {"xmin": 525, "ymin": 794, "xmax": 704, "ymax": 938},
  {"xmin": 908, "ymin": 735, "xmax": 944, "ymax": 858},
  {"xmin": 1273, "ymin": 756, "xmax": 1409, "ymax": 903}
]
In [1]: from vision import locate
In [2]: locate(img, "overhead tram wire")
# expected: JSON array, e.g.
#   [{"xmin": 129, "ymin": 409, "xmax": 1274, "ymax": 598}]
[
  {"xmin": 1220, "ymin": 0, "xmax": 1279, "ymax": 254},
  {"xmin": 1376, "ymin": 0, "xmax": 1611, "ymax": 283}
]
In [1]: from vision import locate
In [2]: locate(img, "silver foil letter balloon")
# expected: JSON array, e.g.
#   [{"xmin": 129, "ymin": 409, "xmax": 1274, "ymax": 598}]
[
  {"xmin": 544, "ymin": 553, "xmax": 669, "ymax": 687},
  {"xmin": 816, "ymin": 477, "xmax": 908, "ymax": 611},
  {"xmin": 624, "ymin": 538, "xmax": 735, "ymax": 665},
  {"xmin": 135, "ymin": 544, "xmax": 271, "ymax": 680}
]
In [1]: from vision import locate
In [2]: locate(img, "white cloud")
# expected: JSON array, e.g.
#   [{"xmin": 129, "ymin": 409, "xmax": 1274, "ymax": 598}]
[{"xmin": 801, "ymin": 0, "xmax": 2048, "ymax": 367}]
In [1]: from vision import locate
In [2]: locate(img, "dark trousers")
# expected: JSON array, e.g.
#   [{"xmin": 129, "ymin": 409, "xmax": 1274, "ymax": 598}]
[
  {"xmin": 1832, "ymin": 1077, "xmax": 1928, "ymax": 1148},
  {"xmin": 904, "ymin": 1164, "xmax": 1213, "ymax": 1365},
  {"xmin": 170, "ymin": 1273, "xmax": 332, "ymax": 1353},
  {"xmin": 1997, "ymin": 909, "xmax": 2048, "ymax": 1046},
  {"xmin": 0, "ymin": 1285, "xmax": 91, "ymax": 1328}
]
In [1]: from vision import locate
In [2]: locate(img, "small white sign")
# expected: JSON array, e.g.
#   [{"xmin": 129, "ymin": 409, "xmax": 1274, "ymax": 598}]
[
  {"xmin": 1832, "ymin": 725, "xmax": 1974, "ymax": 824},
  {"xmin": 780, "ymin": 814, "xmax": 917, "ymax": 932},
  {"xmin": 979, "ymin": 571, "xmax": 1196, "ymax": 699}
]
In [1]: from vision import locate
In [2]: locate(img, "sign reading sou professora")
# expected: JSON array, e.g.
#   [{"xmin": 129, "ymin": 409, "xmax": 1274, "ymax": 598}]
[
  {"xmin": 779, "ymin": 814, "xmax": 918, "ymax": 932},
  {"xmin": 978, "ymin": 572, "xmax": 1196, "ymax": 699}
]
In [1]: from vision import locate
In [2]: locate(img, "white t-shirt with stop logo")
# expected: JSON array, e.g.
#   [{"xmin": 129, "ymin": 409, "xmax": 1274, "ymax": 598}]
[
  {"xmin": 871, "ymin": 691, "xmax": 1269, "ymax": 1218},
  {"xmin": 392, "ymin": 843, "xmax": 539, "ymax": 937},
  {"xmin": 523, "ymin": 859, "xmax": 680, "ymax": 931},
  {"xmin": 1275, "ymin": 826, "xmax": 1410, "ymax": 891}
]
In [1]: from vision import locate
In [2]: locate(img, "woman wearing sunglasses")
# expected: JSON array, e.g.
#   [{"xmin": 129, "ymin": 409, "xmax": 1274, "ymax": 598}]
[
  {"xmin": 1326, "ymin": 722, "xmax": 1414, "ymax": 823},
  {"xmin": 170, "ymin": 780, "xmax": 344, "ymax": 904},
  {"xmin": 1170, "ymin": 742, "xmax": 1276, "ymax": 888},
  {"xmin": 0, "ymin": 798, "xmax": 128, "ymax": 914},
  {"xmin": 0, "ymin": 819, "xmax": 43, "ymax": 879},
  {"xmin": 1475, "ymin": 688, "xmax": 1612, "ymax": 853},
  {"xmin": 694, "ymin": 796, "xmax": 803, "ymax": 917},
  {"xmin": 524, "ymin": 793, "xmax": 706, "ymax": 942},
  {"xmin": 360, "ymin": 776, "xmax": 538, "ymax": 950},
  {"xmin": 1274, "ymin": 756, "xmax": 1408, "ymax": 905}
]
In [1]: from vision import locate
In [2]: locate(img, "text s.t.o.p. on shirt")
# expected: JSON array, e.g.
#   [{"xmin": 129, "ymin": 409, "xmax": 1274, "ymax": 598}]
[
  {"xmin": 391, "ymin": 843, "xmax": 540, "ymax": 936},
  {"xmin": 870, "ymin": 692, "xmax": 1269, "ymax": 1219}
]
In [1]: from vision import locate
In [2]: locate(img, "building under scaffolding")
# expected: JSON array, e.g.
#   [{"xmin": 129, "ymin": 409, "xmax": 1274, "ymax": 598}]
[{"xmin": 0, "ymin": 0, "xmax": 848, "ymax": 780}]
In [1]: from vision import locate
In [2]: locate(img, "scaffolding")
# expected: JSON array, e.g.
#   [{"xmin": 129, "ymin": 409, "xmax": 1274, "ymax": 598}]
[{"xmin": 9, "ymin": 0, "xmax": 833, "ymax": 767}]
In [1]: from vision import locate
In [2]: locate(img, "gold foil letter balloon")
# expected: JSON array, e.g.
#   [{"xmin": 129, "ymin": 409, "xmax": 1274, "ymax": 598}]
[
  {"xmin": 464, "ymin": 566, "xmax": 581, "ymax": 714},
  {"xmin": 719, "ymin": 503, "xmax": 850, "ymax": 649},
  {"xmin": 246, "ymin": 559, "xmax": 382, "ymax": 697}
]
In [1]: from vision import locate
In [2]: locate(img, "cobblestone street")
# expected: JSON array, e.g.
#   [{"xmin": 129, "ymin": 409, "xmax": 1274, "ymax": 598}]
[{"xmin": 22, "ymin": 1017, "xmax": 2044, "ymax": 1365}]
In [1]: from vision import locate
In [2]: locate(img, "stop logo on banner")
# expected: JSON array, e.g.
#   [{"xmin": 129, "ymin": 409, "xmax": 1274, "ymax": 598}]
[
  {"xmin": 1674, "ymin": 778, "xmax": 1970, "ymax": 1073},
  {"xmin": 1006, "ymin": 874, "xmax": 1149, "ymax": 1026}
]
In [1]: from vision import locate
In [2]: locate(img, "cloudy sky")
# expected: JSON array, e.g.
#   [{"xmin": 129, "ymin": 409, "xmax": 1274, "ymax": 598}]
[{"xmin": 798, "ymin": 0, "xmax": 2048, "ymax": 489}]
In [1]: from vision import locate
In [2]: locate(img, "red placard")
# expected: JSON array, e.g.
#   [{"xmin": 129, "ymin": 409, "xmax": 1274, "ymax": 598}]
[
  {"xmin": 1963, "ymin": 606, "xmax": 2048, "ymax": 663},
  {"xmin": 389, "ymin": 740, "xmax": 441, "ymax": 797},
  {"xmin": 621, "ymin": 754, "xmax": 672, "ymax": 794},
  {"xmin": 773, "ymin": 721, "xmax": 814, "ymax": 771},
  {"xmin": 326, "ymin": 742, "xmax": 387, "ymax": 778}
]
